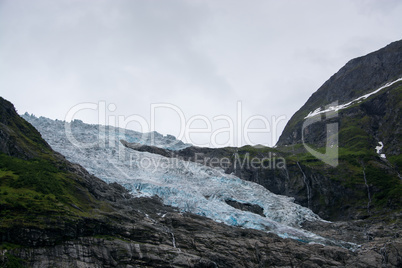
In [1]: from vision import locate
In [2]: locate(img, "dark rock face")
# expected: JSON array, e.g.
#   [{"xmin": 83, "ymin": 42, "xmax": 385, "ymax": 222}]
[
  {"xmin": 2, "ymin": 208, "xmax": 401, "ymax": 267},
  {"xmin": 121, "ymin": 140, "xmax": 235, "ymax": 170},
  {"xmin": 358, "ymin": 88, "xmax": 401, "ymax": 157},
  {"xmin": 225, "ymin": 200, "xmax": 265, "ymax": 217},
  {"xmin": 229, "ymin": 161, "xmax": 353, "ymax": 220},
  {"xmin": 120, "ymin": 140, "xmax": 173, "ymax": 157}
]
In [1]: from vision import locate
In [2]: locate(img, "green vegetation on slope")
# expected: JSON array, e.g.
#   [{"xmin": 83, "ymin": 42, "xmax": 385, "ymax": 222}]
[
  {"xmin": 0, "ymin": 97, "xmax": 112, "ymax": 232},
  {"xmin": 0, "ymin": 153, "xmax": 107, "ymax": 229}
]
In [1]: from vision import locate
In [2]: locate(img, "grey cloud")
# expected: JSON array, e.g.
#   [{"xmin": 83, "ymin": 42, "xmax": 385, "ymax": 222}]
[{"xmin": 1, "ymin": 0, "xmax": 401, "ymax": 146}]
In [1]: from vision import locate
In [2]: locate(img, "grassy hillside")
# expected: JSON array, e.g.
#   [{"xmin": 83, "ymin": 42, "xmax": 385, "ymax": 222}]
[{"xmin": 0, "ymin": 97, "xmax": 112, "ymax": 233}]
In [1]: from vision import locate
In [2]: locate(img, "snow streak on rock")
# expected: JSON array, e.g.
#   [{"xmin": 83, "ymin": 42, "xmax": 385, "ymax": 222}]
[{"xmin": 305, "ymin": 78, "xmax": 402, "ymax": 119}]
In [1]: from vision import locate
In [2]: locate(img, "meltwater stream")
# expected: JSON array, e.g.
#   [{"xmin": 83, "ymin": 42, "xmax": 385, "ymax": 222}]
[{"xmin": 23, "ymin": 114, "xmax": 357, "ymax": 249}]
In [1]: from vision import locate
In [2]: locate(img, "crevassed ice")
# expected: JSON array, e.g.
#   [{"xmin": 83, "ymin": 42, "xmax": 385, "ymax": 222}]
[
  {"xmin": 22, "ymin": 114, "xmax": 191, "ymax": 151},
  {"xmin": 22, "ymin": 114, "xmax": 357, "ymax": 248}
]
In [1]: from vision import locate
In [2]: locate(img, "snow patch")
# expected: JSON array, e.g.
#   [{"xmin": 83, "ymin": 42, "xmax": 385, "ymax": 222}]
[
  {"xmin": 375, "ymin": 141, "xmax": 384, "ymax": 154},
  {"xmin": 375, "ymin": 141, "xmax": 386, "ymax": 158}
]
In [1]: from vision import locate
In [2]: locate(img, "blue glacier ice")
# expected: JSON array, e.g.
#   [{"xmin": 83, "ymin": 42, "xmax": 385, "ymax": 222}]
[{"xmin": 22, "ymin": 114, "xmax": 357, "ymax": 249}]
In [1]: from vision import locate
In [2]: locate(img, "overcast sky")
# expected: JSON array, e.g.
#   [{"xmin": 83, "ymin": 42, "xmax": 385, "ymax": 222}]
[{"xmin": 1, "ymin": 0, "xmax": 401, "ymax": 147}]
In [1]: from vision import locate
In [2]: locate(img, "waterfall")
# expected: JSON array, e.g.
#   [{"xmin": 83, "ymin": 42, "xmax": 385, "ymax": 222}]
[
  {"xmin": 361, "ymin": 163, "xmax": 372, "ymax": 214},
  {"xmin": 171, "ymin": 232, "xmax": 181, "ymax": 252},
  {"xmin": 297, "ymin": 162, "xmax": 311, "ymax": 209}
]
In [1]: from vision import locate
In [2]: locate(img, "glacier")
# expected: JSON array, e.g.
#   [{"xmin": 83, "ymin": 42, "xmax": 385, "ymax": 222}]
[{"xmin": 22, "ymin": 114, "xmax": 357, "ymax": 248}]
